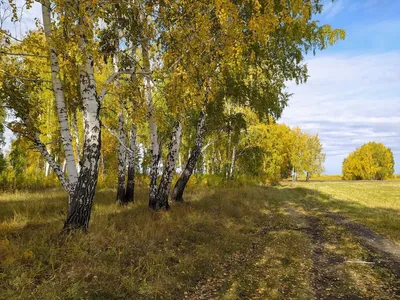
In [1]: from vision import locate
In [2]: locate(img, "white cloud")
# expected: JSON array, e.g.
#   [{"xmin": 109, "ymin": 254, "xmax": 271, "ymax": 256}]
[
  {"xmin": 322, "ymin": 0, "xmax": 345, "ymax": 19},
  {"xmin": 281, "ymin": 52, "xmax": 400, "ymax": 174}
]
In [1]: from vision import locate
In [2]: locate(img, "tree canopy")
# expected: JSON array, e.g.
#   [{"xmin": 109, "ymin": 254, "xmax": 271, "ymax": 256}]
[
  {"xmin": 0, "ymin": 0, "xmax": 344, "ymax": 231},
  {"xmin": 342, "ymin": 142, "xmax": 395, "ymax": 180}
]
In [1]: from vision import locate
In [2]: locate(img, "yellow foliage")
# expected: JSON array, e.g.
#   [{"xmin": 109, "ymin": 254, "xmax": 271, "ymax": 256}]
[{"xmin": 342, "ymin": 142, "xmax": 394, "ymax": 180}]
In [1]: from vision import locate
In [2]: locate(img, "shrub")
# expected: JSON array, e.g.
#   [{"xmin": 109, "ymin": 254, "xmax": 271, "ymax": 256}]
[{"xmin": 342, "ymin": 142, "xmax": 394, "ymax": 180}]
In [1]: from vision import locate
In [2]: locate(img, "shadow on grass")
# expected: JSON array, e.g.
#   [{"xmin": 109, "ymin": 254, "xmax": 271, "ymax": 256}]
[
  {"xmin": 273, "ymin": 185, "xmax": 400, "ymax": 244},
  {"xmin": 1, "ymin": 185, "xmax": 399, "ymax": 299}
]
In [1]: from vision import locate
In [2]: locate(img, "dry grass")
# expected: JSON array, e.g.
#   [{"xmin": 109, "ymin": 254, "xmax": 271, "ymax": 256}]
[
  {"xmin": 0, "ymin": 187, "xmax": 272, "ymax": 299},
  {"xmin": 1, "ymin": 181, "xmax": 399, "ymax": 299}
]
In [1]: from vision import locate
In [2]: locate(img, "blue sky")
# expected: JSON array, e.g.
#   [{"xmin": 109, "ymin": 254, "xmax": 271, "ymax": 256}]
[
  {"xmin": 2, "ymin": 0, "xmax": 400, "ymax": 175},
  {"xmin": 281, "ymin": 0, "xmax": 400, "ymax": 174}
]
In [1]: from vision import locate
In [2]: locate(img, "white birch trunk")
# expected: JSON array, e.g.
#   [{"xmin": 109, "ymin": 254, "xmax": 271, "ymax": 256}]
[
  {"xmin": 116, "ymin": 104, "xmax": 127, "ymax": 204},
  {"xmin": 63, "ymin": 25, "xmax": 101, "ymax": 232},
  {"xmin": 34, "ymin": 134, "xmax": 70, "ymax": 193},
  {"xmin": 141, "ymin": 40, "xmax": 160, "ymax": 207},
  {"xmin": 72, "ymin": 110, "xmax": 81, "ymax": 174},
  {"xmin": 153, "ymin": 122, "xmax": 182, "ymax": 210},
  {"xmin": 125, "ymin": 124, "xmax": 136, "ymax": 203},
  {"xmin": 113, "ymin": 41, "xmax": 128, "ymax": 204},
  {"xmin": 230, "ymin": 146, "xmax": 236, "ymax": 179},
  {"xmin": 41, "ymin": 2, "xmax": 78, "ymax": 191},
  {"xmin": 45, "ymin": 148, "xmax": 51, "ymax": 177},
  {"xmin": 172, "ymin": 111, "xmax": 206, "ymax": 202}
]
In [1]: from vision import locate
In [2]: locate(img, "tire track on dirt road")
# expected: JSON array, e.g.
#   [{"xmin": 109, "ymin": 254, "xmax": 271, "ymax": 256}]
[{"xmin": 285, "ymin": 203, "xmax": 400, "ymax": 299}]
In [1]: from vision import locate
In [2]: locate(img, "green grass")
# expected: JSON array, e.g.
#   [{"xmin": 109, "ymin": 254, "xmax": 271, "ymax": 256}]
[
  {"xmin": 289, "ymin": 181, "xmax": 400, "ymax": 245},
  {"xmin": 1, "ymin": 181, "xmax": 399, "ymax": 299}
]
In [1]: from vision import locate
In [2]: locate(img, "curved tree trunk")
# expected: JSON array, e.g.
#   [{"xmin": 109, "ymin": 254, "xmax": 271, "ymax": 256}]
[
  {"xmin": 124, "ymin": 124, "xmax": 136, "ymax": 203},
  {"xmin": 152, "ymin": 122, "xmax": 182, "ymax": 210},
  {"xmin": 172, "ymin": 111, "xmax": 206, "ymax": 202},
  {"xmin": 42, "ymin": 2, "xmax": 78, "ymax": 193},
  {"xmin": 34, "ymin": 134, "xmax": 70, "ymax": 192}
]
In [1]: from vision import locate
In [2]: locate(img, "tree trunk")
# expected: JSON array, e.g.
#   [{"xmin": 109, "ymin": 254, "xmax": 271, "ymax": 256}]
[
  {"xmin": 42, "ymin": 2, "xmax": 78, "ymax": 192},
  {"xmin": 230, "ymin": 146, "xmax": 236, "ymax": 179},
  {"xmin": 45, "ymin": 148, "xmax": 51, "ymax": 177},
  {"xmin": 306, "ymin": 172, "xmax": 311, "ymax": 182},
  {"xmin": 72, "ymin": 110, "xmax": 81, "ymax": 173},
  {"xmin": 141, "ymin": 39, "xmax": 160, "ymax": 208},
  {"xmin": 116, "ymin": 105, "xmax": 127, "ymax": 204},
  {"xmin": 226, "ymin": 129, "xmax": 232, "ymax": 179},
  {"xmin": 152, "ymin": 122, "xmax": 182, "ymax": 210},
  {"xmin": 124, "ymin": 124, "xmax": 136, "ymax": 203},
  {"xmin": 34, "ymin": 134, "xmax": 70, "ymax": 193},
  {"xmin": 141, "ymin": 145, "xmax": 147, "ymax": 176},
  {"xmin": 63, "ymin": 30, "xmax": 101, "ymax": 232},
  {"xmin": 172, "ymin": 111, "xmax": 206, "ymax": 202},
  {"xmin": 112, "ymin": 34, "xmax": 128, "ymax": 205}
]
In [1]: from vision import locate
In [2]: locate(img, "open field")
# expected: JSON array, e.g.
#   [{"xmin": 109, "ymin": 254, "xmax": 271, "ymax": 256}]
[{"xmin": 1, "ymin": 181, "xmax": 400, "ymax": 299}]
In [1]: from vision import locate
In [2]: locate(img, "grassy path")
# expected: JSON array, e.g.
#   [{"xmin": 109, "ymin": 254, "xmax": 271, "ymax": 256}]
[
  {"xmin": 324, "ymin": 211, "xmax": 400, "ymax": 277},
  {"xmin": 284, "ymin": 202, "xmax": 400, "ymax": 299},
  {"xmin": 185, "ymin": 184, "xmax": 400, "ymax": 299}
]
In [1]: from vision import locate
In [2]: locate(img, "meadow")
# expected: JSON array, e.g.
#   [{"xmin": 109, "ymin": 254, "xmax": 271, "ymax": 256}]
[{"xmin": 1, "ymin": 180, "xmax": 400, "ymax": 299}]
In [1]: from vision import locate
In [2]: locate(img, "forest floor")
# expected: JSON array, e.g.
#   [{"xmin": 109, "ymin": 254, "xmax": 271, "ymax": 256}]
[{"xmin": 1, "ymin": 181, "xmax": 400, "ymax": 299}]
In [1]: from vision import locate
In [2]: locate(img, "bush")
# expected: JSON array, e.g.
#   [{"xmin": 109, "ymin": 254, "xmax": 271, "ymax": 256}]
[{"xmin": 342, "ymin": 142, "xmax": 394, "ymax": 180}]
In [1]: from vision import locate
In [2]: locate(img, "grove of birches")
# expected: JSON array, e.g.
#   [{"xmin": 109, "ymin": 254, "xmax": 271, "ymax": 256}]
[{"xmin": 0, "ymin": 0, "xmax": 345, "ymax": 232}]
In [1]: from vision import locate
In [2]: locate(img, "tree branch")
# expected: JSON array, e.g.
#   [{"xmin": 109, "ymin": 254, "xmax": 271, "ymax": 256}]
[
  {"xmin": 202, "ymin": 139, "xmax": 214, "ymax": 152},
  {"xmin": 98, "ymin": 70, "xmax": 151, "ymax": 103},
  {"xmin": 0, "ymin": 51, "xmax": 49, "ymax": 59},
  {"xmin": 101, "ymin": 123, "xmax": 134, "ymax": 154},
  {"xmin": 33, "ymin": 133, "xmax": 71, "ymax": 194}
]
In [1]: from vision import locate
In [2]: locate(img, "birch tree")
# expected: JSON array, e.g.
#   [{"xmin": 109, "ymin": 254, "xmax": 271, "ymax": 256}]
[
  {"xmin": 2, "ymin": 0, "xmax": 144, "ymax": 231},
  {"xmin": 41, "ymin": 1, "xmax": 78, "ymax": 196}
]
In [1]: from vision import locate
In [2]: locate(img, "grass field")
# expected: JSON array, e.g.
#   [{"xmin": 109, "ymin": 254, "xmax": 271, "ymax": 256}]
[{"xmin": 1, "ymin": 181, "xmax": 400, "ymax": 299}]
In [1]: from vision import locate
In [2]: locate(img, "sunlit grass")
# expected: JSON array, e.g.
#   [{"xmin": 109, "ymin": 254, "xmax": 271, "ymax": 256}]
[
  {"xmin": 289, "ymin": 181, "xmax": 400, "ymax": 244},
  {"xmin": 1, "ymin": 181, "xmax": 399, "ymax": 298}
]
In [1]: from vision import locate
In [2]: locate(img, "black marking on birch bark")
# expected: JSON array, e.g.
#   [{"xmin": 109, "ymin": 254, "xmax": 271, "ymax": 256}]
[
  {"xmin": 124, "ymin": 124, "xmax": 136, "ymax": 204},
  {"xmin": 151, "ymin": 122, "xmax": 182, "ymax": 210},
  {"xmin": 63, "ymin": 53, "xmax": 101, "ymax": 232},
  {"xmin": 172, "ymin": 111, "xmax": 206, "ymax": 202},
  {"xmin": 116, "ymin": 103, "xmax": 127, "ymax": 205}
]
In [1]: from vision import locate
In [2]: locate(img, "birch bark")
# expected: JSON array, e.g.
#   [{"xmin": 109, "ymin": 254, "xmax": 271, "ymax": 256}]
[
  {"xmin": 34, "ymin": 134, "xmax": 69, "ymax": 192},
  {"xmin": 141, "ymin": 40, "xmax": 160, "ymax": 207},
  {"xmin": 41, "ymin": 2, "xmax": 78, "ymax": 192},
  {"xmin": 71, "ymin": 110, "xmax": 81, "ymax": 173},
  {"xmin": 172, "ymin": 111, "xmax": 206, "ymax": 202},
  {"xmin": 113, "ymin": 44, "xmax": 128, "ymax": 204},
  {"xmin": 153, "ymin": 122, "xmax": 182, "ymax": 210},
  {"xmin": 125, "ymin": 124, "xmax": 136, "ymax": 203},
  {"xmin": 116, "ymin": 104, "xmax": 127, "ymax": 204},
  {"xmin": 63, "ymin": 27, "xmax": 101, "ymax": 231}
]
